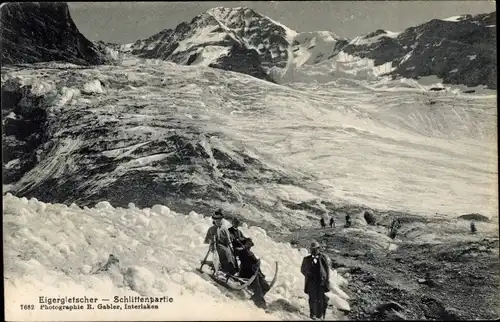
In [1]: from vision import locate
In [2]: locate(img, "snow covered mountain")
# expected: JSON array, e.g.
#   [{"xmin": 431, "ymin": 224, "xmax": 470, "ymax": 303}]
[
  {"xmin": 338, "ymin": 12, "xmax": 497, "ymax": 89},
  {"xmin": 0, "ymin": 2, "xmax": 106, "ymax": 66},
  {"xmin": 121, "ymin": 7, "xmax": 298, "ymax": 82},
  {"xmin": 120, "ymin": 8, "xmax": 496, "ymax": 89},
  {"xmin": 121, "ymin": 7, "xmax": 344, "ymax": 82},
  {"xmin": 2, "ymin": 59, "xmax": 497, "ymax": 231}
]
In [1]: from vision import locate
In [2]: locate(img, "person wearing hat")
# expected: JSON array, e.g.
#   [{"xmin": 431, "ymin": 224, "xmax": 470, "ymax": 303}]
[
  {"xmin": 320, "ymin": 209, "xmax": 329, "ymax": 228},
  {"xmin": 204, "ymin": 209, "xmax": 238, "ymax": 275},
  {"xmin": 228, "ymin": 218, "xmax": 270, "ymax": 309},
  {"xmin": 229, "ymin": 218, "xmax": 247, "ymax": 254},
  {"xmin": 345, "ymin": 213, "xmax": 352, "ymax": 228},
  {"xmin": 329, "ymin": 216, "xmax": 335, "ymax": 228},
  {"xmin": 300, "ymin": 241, "xmax": 331, "ymax": 320}
]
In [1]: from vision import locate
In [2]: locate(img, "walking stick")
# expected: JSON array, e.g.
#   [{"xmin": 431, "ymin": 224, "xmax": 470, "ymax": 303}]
[{"xmin": 197, "ymin": 246, "xmax": 212, "ymax": 273}]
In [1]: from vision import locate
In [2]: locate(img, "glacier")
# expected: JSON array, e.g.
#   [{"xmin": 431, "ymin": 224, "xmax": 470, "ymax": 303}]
[{"xmin": 3, "ymin": 58, "xmax": 497, "ymax": 222}]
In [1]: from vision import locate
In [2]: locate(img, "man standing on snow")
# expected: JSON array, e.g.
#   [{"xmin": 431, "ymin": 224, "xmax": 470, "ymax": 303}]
[
  {"xmin": 329, "ymin": 216, "xmax": 335, "ymax": 228},
  {"xmin": 320, "ymin": 209, "xmax": 331, "ymax": 229},
  {"xmin": 345, "ymin": 213, "xmax": 351, "ymax": 228},
  {"xmin": 204, "ymin": 209, "xmax": 238, "ymax": 275},
  {"xmin": 301, "ymin": 241, "xmax": 331, "ymax": 320}
]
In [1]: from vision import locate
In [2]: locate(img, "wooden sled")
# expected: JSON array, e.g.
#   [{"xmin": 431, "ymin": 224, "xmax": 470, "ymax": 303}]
[
  {"xmin": 196, "ymin": 238, "xmax": 279, "ymax": 293},
  {"xmin": 200, "ymin": 259, "xmax": 279, "ymax": 293},
  {"xmin": 198, "ymin": 259, "xmax": 261, "ymax": 291}
]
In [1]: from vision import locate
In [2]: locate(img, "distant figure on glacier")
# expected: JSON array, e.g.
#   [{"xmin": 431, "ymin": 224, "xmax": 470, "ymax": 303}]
[
  {"xmin": 329, "ymin": 216, "xmax": 335, "ymax": 228},
  {"xmin": 470, "ymin": 221, "xmax": 477, "ymax": 234},
  {"xmin": 301, "ymin": 241, "xmax": 331, "ymax": 320},
  {"xmin": 204, "ymin": 209, "xmax": 238, "ymax": 275},
  {"xmin": 344, "ymin": 213, "xmax": 352, "ymax": 228},
  {"xmin": 320, "ymin": 209, "xmax": 329, "ymax": 228},
  {"xmin": 389, "ymin": 218, "xmax": 401, "ymax": 239},
  {"xmin": 228, "ymin": 218, "xmax": 270, "ymax": 309}
]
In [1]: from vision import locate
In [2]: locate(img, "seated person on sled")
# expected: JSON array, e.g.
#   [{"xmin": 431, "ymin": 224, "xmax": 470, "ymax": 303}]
[
  {"xmin": 204, "ymin": 209, "xmax": 238, "ymax": 276},
  {"xmin": 229, "ymin": 218, "xmax": 271, "ymax": 309}
]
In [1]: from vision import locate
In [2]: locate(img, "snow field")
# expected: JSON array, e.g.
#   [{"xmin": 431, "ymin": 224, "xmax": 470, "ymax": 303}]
[{"xmin": 3, "ymin": 194, "xmax": 349, "ymax": 320}]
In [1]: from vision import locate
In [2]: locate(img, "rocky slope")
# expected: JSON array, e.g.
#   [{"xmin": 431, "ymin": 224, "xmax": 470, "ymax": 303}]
[
  {"xmin": 0, "ymin": 2, "xmax": 105, "ymax": 66},
  {"xmin": 120, "ymin": 8, "xmax": 496, "ymax": 88},
  {"xmin": 0, "ymin": 61, "xmax": 325, "ymax": 231},
  {"xmin": 275, "ymin": 210, "xmax": 500, "ymax": 321},
  {"xmin": 120, "ymin": 7, "xmax": 296, "ymax": 81}
]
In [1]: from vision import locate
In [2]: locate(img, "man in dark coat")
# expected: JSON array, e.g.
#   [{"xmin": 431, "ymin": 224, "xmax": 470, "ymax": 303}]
[
  {"xmin": 301, "ymin": 241, "xmax": 331, "ymax": 320},
  {"xmin": 389, "ymin": 218, "xmax": 401, "ymax": 239},
  {"xmin": 228, "ymin": 218, "xmax": 270, "ymax": 309},
  {"xmin": 345, "ymin": 213, "xmax": 351, "ymax": 228},
  {"xmin": 204, "ymin": 210, "xmax": 238, "ymax": 275},
  {"xmin": 329, "ymin": 216, "xmax": 335, "ymax": 228}
]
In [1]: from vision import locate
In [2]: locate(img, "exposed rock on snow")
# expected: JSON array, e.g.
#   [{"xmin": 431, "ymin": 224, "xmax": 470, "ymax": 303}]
[{"xmin": 457, "ymin": 213, "xmax": 491, "ymax": 222}]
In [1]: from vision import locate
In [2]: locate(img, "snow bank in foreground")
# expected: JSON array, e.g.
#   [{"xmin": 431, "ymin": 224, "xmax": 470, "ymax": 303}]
[{"xmin": 3, "ymin": 194, "xmax": 349, "ymax": 320}]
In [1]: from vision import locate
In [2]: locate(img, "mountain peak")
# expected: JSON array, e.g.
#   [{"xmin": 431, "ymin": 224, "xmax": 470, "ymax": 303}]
[{"xmin": 206, "ymin": 6, "xmax": 258, "ymax": 19}]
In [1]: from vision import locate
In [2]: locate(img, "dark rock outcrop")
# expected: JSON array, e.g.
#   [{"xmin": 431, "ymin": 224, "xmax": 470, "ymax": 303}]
[
  {"xmin": 1, "ymin": 79, "xmax": 50, "ymax": 184},
  {"xmin": 364, "ymin": 210, "xmax": 377, "ymax": 226},
  {"xmin": 0, "ymin": 2, "xmax": 105, "ymax": 65},
  {"xmin": 458, "ymin": 213, "xmax": 491, "ymax": 222},
  {"xmin": 209, "ymin": 44, "xmax": 274, "ymax": 82}
]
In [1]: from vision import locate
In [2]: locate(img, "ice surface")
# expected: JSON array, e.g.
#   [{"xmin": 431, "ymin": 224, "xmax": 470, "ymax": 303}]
[{"xmin": 4, "ymin": 193, "xmax": 349, "ymax": 320}]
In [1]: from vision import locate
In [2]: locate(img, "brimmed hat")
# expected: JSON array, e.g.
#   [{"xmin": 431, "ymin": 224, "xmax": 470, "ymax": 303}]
[
  {"xmin": 243, "ymin": 237, "xmax": 254, "ymax": 249},
  {"xmin": 310, "ymin": 241, "xmax": 321, "ymax": 249},
  {"xmin": 212, "ymin": 209, "xmax": 224, "ymax": 220}
]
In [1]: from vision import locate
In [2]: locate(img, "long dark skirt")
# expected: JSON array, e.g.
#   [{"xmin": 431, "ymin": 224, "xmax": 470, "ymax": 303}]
[
  {"xmin": 216, "ymin": 244, "xmax": 237, "ymax": 275},
  {"xmin": 238, "ymin": 250, "xmax": 270, "ymax": 307}
]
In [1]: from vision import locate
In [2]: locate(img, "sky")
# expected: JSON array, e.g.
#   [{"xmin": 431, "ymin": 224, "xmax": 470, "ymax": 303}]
[{"xmin": 68, "ymin": 1, "xmax": 496, "ymax": 44}]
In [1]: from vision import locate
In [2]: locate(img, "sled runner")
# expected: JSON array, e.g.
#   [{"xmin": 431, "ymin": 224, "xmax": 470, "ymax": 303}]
[
  {"xmin": 268, "ymin": 261, "xmax": 279, "ymax": 291},
  {"xmin": 210, "ymin": 259, "xmax": 261, "ymax": 291},
  {"xmin": 197, "ymin": 249, "xmax": 279, "ymax": 293}
]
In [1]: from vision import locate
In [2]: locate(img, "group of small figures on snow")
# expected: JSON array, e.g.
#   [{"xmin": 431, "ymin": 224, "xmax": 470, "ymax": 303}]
[
  {"xmin": 319, "ymin": 209, "xmax": 403, "ymax": 240},
  {"xmin": 201, "ymin": 209, "xmax": 336, "ymax": 320}
]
